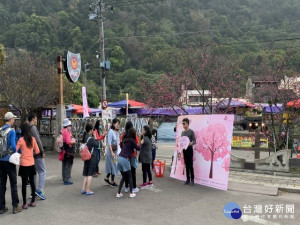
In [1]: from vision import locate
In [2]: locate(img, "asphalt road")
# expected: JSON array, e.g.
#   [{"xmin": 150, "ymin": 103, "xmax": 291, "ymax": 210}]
[{"xmin": 1, "ymin": 154, "xmax": 299, "ymax": 225}]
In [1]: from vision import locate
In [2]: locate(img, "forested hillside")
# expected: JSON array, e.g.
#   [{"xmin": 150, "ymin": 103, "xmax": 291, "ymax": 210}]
[{"xmin": 1, "ymin": 0, "xmax": 300, "ymax": 106}]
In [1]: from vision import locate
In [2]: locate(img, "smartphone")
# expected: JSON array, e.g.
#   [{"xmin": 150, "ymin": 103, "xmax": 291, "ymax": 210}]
[{"xmin": 140, "ymin": 135, "xmax": 144, "ymax": 140}]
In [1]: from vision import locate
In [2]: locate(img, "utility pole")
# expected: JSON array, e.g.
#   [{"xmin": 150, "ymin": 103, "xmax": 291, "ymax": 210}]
[{"xmin": 89, "ymin": 0, "xmax": 113, "ymax": 104}]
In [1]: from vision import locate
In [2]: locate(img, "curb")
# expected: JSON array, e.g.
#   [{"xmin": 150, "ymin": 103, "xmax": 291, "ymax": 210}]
[
  {"xmin": 230, "ymin": 167, "xmax": 300, "ymax": 177},
  {"xmin": 279, "ymin": 187, "xmax": 300, "ymax": 194}
]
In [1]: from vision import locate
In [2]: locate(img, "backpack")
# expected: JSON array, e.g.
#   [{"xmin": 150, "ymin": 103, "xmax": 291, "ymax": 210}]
[
  {"xmin": 0, "ymin": 127, "xmax": 12, "ymax": 158},
  {"xmin": 80, "ymin": 137, "xmax": 93, "ymax": 161},
  {"xmin": 55, "ymin": 131, "xmax": 65, "ymax": 153}
]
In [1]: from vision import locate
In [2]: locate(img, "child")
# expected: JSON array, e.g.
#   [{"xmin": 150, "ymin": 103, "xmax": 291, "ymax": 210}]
[{"xmin": 17, "ymin": 123, "xmax": 40, "ymax": 209}]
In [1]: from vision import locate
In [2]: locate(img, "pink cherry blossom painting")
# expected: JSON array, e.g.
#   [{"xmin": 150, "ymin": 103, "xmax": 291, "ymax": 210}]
[{"xmin": 170, "ymin": 115, "xmax": 234, "ymax": 190}]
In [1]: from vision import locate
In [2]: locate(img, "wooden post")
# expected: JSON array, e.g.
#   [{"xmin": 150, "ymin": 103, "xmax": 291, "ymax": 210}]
[
  {"xmin": 126, "ymin": 93, "xmax": 129, "ymax": 116},
  {"xmin": 56, "ymin": 56, "xmax": 66, "ymax": 138},
  {"xmin": 57, "ymin": 56, "xmax": 63, "ymax": 105}
]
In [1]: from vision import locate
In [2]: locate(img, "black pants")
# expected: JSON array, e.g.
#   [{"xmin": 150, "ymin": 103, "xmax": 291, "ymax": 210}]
[
  {"xmin": 20, "ymin": 169, "xmax": 35, "ymax": 205},
  {"xmin": 62, "ymin": 154, "xmax": 73, "ymax": 182},
  {"xmin": 125, "ymin": 166, "xmax": 137, "ymax": 189},
  {"xmin": 0, "ymin": 161, "xmax": 19, "ymax": 209},
  {"xmin": 142, "ymin": 163, "xmax": 152, "ymax": 184},
  {"xmin": 118, "ymin": 170, "xmax": 133, "ymax": 194},
  {"xmin": 183, "ymin": 147, "xmax": 194, "ymax": 181}
]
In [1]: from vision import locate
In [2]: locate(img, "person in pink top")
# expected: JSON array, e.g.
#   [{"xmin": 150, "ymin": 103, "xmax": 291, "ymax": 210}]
[
  {"xmin": 17, "ymin": 123, "xmax": 40, "ymax": 209},
  {"xmin": 61, "ymin": 119, "xmax": 76, "ymax": 185}
]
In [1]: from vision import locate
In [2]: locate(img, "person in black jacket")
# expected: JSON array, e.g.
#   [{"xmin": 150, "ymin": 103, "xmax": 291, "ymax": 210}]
[{"xmin": 81, "ymin": 124, "xmax": 98, "ymax": 196}]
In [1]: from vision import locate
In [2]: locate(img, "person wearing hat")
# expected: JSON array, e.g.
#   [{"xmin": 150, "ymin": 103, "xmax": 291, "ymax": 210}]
[
  {"xmin": 61, "ymin": 118, "xmax": 76, "ymax": 185},
  {"xmin": 0, "ymin": 112, "xmax": 22, "ymax": 214}
]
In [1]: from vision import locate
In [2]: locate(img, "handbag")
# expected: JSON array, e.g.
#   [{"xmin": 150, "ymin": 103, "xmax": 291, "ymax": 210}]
[
  {"xmin": 9, "ymin": 153, "xmax": 20, "ymax": 166},
  {"xmin": 58, "ymin": 150, "xmax": 65, "ymax": 161},
  {"xmin": 111, "ymin": 144, "xmax": 118, "ymax": 151},
  {"xmin": 80, "ymin": 137, "xmax": 94, "ymax": 161}
]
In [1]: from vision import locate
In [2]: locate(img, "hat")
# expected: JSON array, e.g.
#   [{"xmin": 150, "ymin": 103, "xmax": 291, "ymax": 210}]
[
  {"xmin": 62, "ymin": 118, "xmax": 72, "ymax": 127},
  {"xmin": 5, "ymin": 112, "xmax": 17, "ymax": 121}
]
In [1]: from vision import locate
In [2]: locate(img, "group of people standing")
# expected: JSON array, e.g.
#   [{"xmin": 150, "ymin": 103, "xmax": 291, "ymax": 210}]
[
  {"xmin": 59, "ymin": 118, "xmax": 158, "ymax": 199},
  {"xmin": 0, "ymin": 112, "xmax": 47, "ymax": 214}
]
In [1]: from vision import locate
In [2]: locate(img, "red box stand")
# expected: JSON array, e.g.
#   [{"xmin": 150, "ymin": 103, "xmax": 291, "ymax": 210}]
[{"xmin": 154, "ymin": 160, "xmax": 166, "ymax": 177}]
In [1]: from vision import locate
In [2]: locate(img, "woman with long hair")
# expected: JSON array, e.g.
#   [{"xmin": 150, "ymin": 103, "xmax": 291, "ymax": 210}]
[
  {"xmin": 104, "ymin": 118, "xmax": 120, "ymax": 187},
  {"xmin": 17, "ymin": 123, "xmax": 40, "ymax": 209},
  {"xmin": 120, "ymin": 121, "xmax": 140, "ymax": 193},
  {"xmin": 93, "ymin": 120, "xmax": 107, "ymax": 177},
  {"xmin": 81, "ymin": 124, "xmax": 99, "ymax": 195},
  {"xmin": 139, "ymin": 125, "xmax": 153, "ymax": 188},
  {"xmin": 116, "ymin": 127, "xmax": 140, "ymax": 198}
]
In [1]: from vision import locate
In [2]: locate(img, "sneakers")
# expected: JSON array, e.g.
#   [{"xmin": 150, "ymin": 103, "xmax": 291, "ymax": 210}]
[
  {"xmin": 64, "ymin": 181, "xmax": 73, "ymax": 185},
  {"xmin": 22, "ymin": 204, "xmax": 28, "ymax": 209},
  {"xmin": 104, "ymin": 179, "xmax": 111, "ymax": 185},
  {"xmin": 0, "ymin": 207, "xmax": 8, "ymax": 214},
  {"xmin": 132, "ymin": 188, "xmax": 139, "ymax": 193},
  {"xmin": 147, "ymin": 181, "xmax": 153, "ymax": 187},
  {"xmin": 13, "ymin": 206, "xmax": 22, "ymax": 214},
  {"xmin": 129, "ymin": 193, "xmax": 136, "ymax": 198},
  {"xmin": 86, "ymin": 191, "xmax": 94, "ymax": 196},
  {"xmin": 184, "ymin": 180, "xmax": 190, "ymax": 185},
  {"xmin": 124, "ymin": 187, "xmax": 129, "ymax": 193},
  {"xmin": 111, "ymin": 182, "xmax": 118, "ymax": 187},
  {"xmin": 28, "ymin": 202, "xmax": 36, "ymax": 207},
  {"xmin": 116, "ymin": 193, "xmax": 123, "ymax": 198},
  {"xmin": 139, "ymin": 183, "xmax": 148, "ymax": 188},
  {"xmin": 81, "ymin": 190, "xmax": 86, "ymax": 194},
  {"xmin": 35, "ymin": 190, "xmax": 46, "ymax": 200}
]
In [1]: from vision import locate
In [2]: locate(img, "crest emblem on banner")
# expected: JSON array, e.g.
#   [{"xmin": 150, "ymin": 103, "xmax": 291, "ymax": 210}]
[{"xmin": 66, "ymin": 51, "xmax": 81, "ymax": 83}]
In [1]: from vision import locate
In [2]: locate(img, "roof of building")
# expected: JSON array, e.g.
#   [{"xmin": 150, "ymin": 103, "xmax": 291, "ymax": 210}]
[{"xmin": 251, "ymin": 76, "xmax": 279, "ymax": 83}]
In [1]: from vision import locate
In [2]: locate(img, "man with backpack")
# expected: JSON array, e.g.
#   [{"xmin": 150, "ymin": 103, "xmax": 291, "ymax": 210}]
[
  {"xmin": 0, "ymin": 112, "xmax": 22, "ymax": 214},
  {"xmin": 28, "ymin": 113, "xmax": 47, "ymax": 200}
]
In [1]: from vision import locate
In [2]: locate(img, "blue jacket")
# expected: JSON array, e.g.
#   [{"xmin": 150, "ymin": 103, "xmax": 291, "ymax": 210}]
[{"xmin": 0, "ymin": 124, "xmax": 17, "ymax": 162}]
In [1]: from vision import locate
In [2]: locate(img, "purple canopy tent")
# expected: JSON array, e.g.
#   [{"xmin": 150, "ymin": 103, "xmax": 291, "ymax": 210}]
[
  {"xmin": 217, "ymin": 99, "xmax": 255, "ymax": 108},
  {"xmin": 137, "ymin": 107, "xmax": 211, "ymax": 116},
  {"xmin": 258, "ymin": 104, "xmax": 283, "ymax": 114}
]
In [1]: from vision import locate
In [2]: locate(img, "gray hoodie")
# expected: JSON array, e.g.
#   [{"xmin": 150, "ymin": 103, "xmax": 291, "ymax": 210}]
[{"xmin": 30, "ymin": 124, "xmax": 44, "ymax": 158}]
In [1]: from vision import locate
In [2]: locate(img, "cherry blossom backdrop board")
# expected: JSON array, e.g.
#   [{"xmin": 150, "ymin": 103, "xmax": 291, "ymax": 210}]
[{"xmin": 170, "ymin": 115, "xmax": 234, "ymax": 191}]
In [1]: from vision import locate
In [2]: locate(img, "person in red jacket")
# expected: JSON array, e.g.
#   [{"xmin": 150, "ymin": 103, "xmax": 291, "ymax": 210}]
[
  {"xmin": 93, "ymin": 120, "xmax": 107, "ymax": 177},
  {"xmin": 61, "ymin": 119, "xmax": 76, "ymax": 185},
  {"xmin": 120, "ymin": 121, "xmax": 140, "ymax": 193}
]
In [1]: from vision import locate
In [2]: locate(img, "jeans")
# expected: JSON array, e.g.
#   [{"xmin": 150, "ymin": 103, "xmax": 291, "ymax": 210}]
[
  {"xmin": 151, "ymin": 148, "xmax": 156, "ymax": 169},
  {"xmin": 62, "ymin": 155, "xmax": 73, "ymax": 182},
  {"xmin": 34, "ymin": 158, "xmax": 46, "ymax": 191},
  {"xmin": 142, "ymin": 163, "xmax": 152, "ymax": 184},
  {"xmin": 95, "ymin": 149, "xmax": 100, "ymax": 173},
  {"xmin": 0, "ymin": 161, "xmax": 19, "ymax": 208},
  {"xmin": 183, "ymin": 147, "xmax": 194, "ymax": 181}
]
